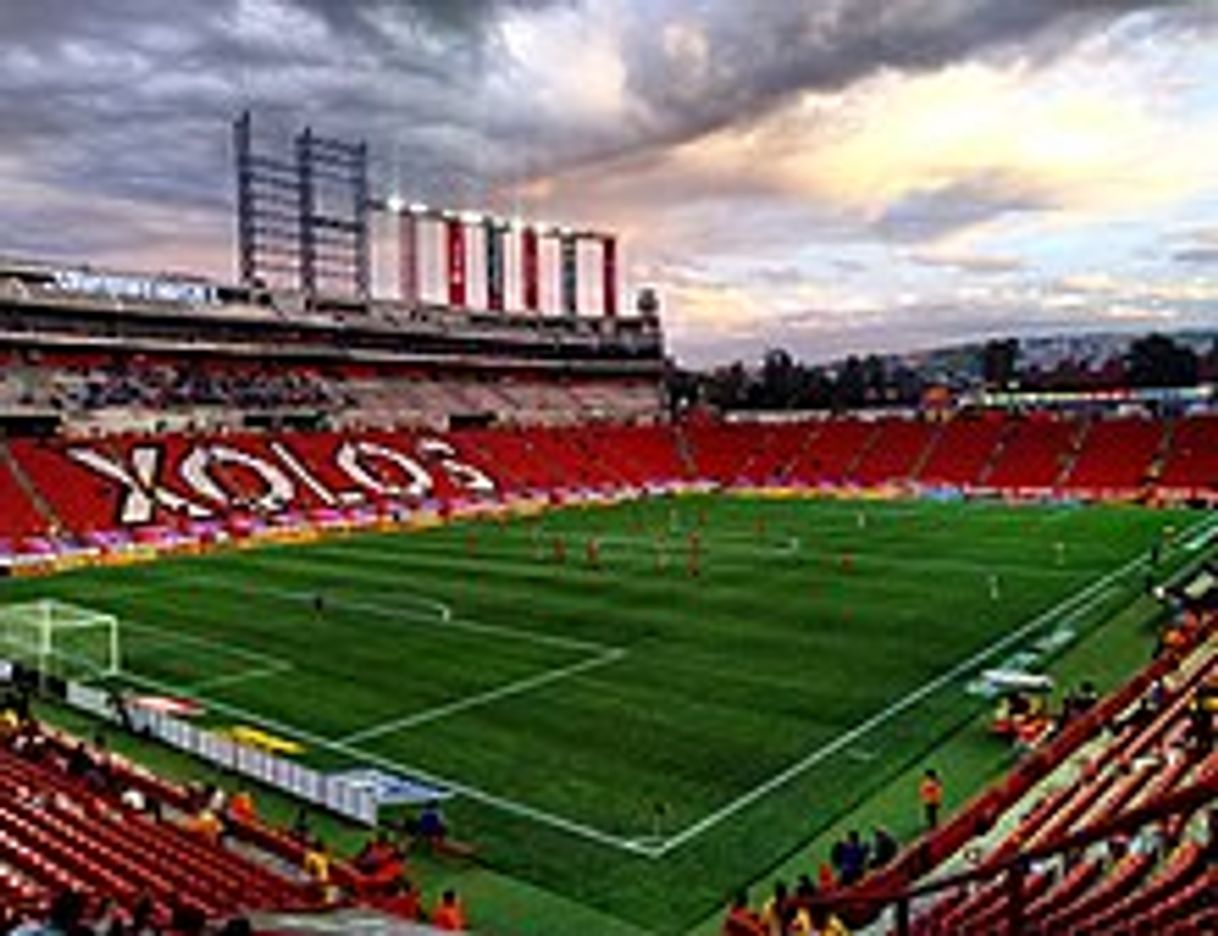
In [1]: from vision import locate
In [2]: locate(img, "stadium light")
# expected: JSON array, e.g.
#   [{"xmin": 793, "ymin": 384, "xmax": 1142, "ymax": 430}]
[{"xmin": 386, "ymin": 195, "xmax": 406, "ymax": 214}]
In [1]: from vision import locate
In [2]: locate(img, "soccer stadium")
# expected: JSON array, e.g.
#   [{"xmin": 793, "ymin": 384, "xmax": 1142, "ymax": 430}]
[{"xmin": 1, "ymin": 3, "xmax": 1217, "ymax": 935}]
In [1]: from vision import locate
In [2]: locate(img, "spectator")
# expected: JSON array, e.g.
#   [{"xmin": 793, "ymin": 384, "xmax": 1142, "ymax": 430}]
[
  {"xmin": 870, "ymin": 826, "xmax": 898, "ymax": 870},
  {"xmin": 722, "ymin": 890, "xmax": 765, "ymax": 936},
  {"xmin": 418, "ymin": 801, "xmax": 448, "ymax": 844},
  {"xmin": 11, "ymin": 888, "xmax": 86, "ymax": 935},
  {"xmin": 919, "ymin": 769, "xmax": 944, "ymax": 830},
  {"xmin": 431, "ymin": 888, "xmax": 468, "ymax": 932},
  {"xmin": 355, "ymin": 831, "xmax": 406, "ymax": 893},
  {"xmin": 355, "ymin": 830, "xmax": 397, "ymax": 874},
  {"xmin": 183, "ymin": 807, "xmax": 222, "ymax": 844},
  {"xmin": 90, "ymin": 897, "xmax": 125, "ymax": 936},
  {"xmin": 835, "ymin": 831, "xmax": 868, "ymax": 886},
  {"xmin": 1188, "ymin": 695, "xmax": 1213, "ymax": 754},
  {"xmin": 127, "ymin": 897, "xmax": 156, "ymax": 936},
  {"xmin": 379, "ymin": 878, "xmax": 423, "ymax": 921},
  {"xmin": 227, "ymin": 788, "xmax": 257, "ymax": 825},
  {"xmin": 169, "ymin": 903, "xmax": 206, "ymax": 936},
  {"xmin": 759, "ymin": 880, "xmax": 788, "ymax": 935},
  {"xmin": 66, "ymin": 742, "xmax": 93, "ymax": 779},
  {"xmin": 303, "ymin": 836, "xmax": 332, "ymax": 889},
  {"xmin": 807, "ymin": 904, "xmax": 851, "ymax": 936}
]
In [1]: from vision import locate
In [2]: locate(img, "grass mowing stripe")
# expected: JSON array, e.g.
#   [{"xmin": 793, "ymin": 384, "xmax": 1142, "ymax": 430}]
[
  {"xmin": 338, "ymin": 647, "xmax": 628, "ymax": 744},
  {"xmin": 646, "ymin": 511, "xmax": 1208, "ymax": 858},
  {"xmin": 118, "ymin": 667, "xmax": 661, "ymax": 856},
  {"xmin": 170, "ymin": 555, "xmax": 619, "ymax": 655}
]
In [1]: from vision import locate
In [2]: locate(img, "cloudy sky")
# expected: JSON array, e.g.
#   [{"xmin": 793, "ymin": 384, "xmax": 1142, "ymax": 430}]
[{"xmin": 2, "ymin": 0, "xmax": 1218, "ymax": 365}]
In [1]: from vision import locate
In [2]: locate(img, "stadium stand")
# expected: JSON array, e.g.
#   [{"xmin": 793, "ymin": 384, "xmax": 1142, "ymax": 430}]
[
  {"xmin": 1159, "ymin": 413, "xmax": 1218, "ymax": 497},
  {"xmin": 980, "ymin": 413, "xmax": 1079, "ymax": 491},
  {"xmin": 0, "ymin": 446, "xmax": 48, "ymax": 540},
  {"xmin": 1061, "ymin": 415, "xmax": 1166, "ymax": 496},
  {"xmin": 827, "ymin": 602, "xmax": 1218, "ymax": 936},
  {"xmin": 914, "ymin": 414, "xmax": 1008, "ymax": 488},
  {"xmin": 789, "ymin": 418, "xmax": 875, "ymax": 486},
  {"xmin": 0, "ymin": 409, "xmax": 1217, "ymax": 555},
  {"xmin": 0, "ymin": 718, "xmax": 323, "ymax": 930},
  {"xmin": 850, "ymin": 418, "xmax": 937, "ymax": 488}
]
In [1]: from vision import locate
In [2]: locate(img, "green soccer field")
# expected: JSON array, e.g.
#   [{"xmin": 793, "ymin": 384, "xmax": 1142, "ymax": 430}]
[{"xmin": 2, "ymin": 495, "xmax": 1212, "ymax": 932}]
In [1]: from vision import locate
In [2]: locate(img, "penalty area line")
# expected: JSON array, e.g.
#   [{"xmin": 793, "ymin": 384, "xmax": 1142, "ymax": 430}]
[
  {"xmin": 116, "ymin": 669, "xmax": 659, "ymax": 858},
  {"xmin": 338, "ymin": 648, "xmax": 626, "ymax": 745}
]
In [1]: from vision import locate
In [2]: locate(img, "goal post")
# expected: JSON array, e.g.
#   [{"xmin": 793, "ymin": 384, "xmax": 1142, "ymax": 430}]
[{"xmin": 0, "ymin": 600, "xmax": 121, "ymax": 683}]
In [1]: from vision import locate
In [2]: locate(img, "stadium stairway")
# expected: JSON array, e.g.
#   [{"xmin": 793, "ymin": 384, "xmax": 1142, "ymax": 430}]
[
  {"xmin": 983, "ymin": 415, "xmax": 1076, "ymax": 491},
  {"xmin": 907, "ymin": 422, "xmax": 944, "ymax": 482},
  {"xmin": 1060, "ymin": 416, "xmax": 1166, "ymax": 496},
  {"xmin": 1050, "ymin": 416, "xmax": 1093, "ymax": 490},
  {"xmin": 790, "ymin": 418, "xmax": 873, "ymax": 485},
  {"xmin": 0, "ymin": 440, "xmax": 55, "ymax": 539},
  {"xmin": 917, "ymin": 416, "xmax": 1007, "ymax": 488},
  {"xmin": 842, "ymin": 420, "xmax": 885, "ymax": 482},
  {"xmin": 851, "ymin": 419, "xmax": 937, "ymax": 487},
  {"xmin": 1159, "ymin": 414, "xmax": 1218, "ymax": 495}
]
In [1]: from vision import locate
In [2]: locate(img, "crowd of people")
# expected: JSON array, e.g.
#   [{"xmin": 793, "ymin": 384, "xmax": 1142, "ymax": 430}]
[
  {"xmin": 721, "ymin": 819, "xmax": 908, "ymax": 935},
  {"xmin": 3, "ymin": 890, "xmax": 250, "ymax": 936},
  {"xmin": 0, "ymin": 701, "xmax": 472, "ymax": 934},
  {"xmin": 59, "ymin": 360, "xmax": 342, "ymax": 413}
]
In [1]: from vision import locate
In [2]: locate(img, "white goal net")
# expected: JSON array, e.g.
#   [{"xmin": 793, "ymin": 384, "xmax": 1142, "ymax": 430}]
[{"xmin": 0, "ymin": 600, "xmax": 121, "ymax": 683}]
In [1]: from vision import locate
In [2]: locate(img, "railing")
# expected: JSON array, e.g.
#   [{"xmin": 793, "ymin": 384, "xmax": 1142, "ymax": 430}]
[{"xmin": 821, "ymin": 771, "xmax": 1216, "ymax": 934}]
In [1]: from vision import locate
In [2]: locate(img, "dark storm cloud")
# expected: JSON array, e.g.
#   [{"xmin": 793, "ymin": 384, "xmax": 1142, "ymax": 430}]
[
  {"xmin": 0, "ymin": 0, "xmax": 1209, "ymax": 312},
  {"xmin": 0, "ymin": 0, "xmax": 567, "ymax": 257},
  {"xmin": 618, "ymin": 0, "xmax": 1184, "ymax": 146}
]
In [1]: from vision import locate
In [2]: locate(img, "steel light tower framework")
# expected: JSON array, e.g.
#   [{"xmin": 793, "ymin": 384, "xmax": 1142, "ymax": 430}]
[{"xmin": 234, "ymin": 111, "xmax": 370, "ymax": 299}]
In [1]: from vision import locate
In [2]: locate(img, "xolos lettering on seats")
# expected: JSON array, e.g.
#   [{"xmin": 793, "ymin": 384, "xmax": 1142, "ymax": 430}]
[{"xmin": 65, "ymin": 434, "xmax": 498, "ymax": 527}]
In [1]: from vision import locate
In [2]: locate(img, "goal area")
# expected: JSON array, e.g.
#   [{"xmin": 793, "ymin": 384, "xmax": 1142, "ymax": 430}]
[{"xmin": 0, "ymin": 600, "xmax": 121, "ymax": 683}]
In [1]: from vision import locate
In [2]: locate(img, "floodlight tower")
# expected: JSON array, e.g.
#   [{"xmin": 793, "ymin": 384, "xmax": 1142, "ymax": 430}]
[{"xmin": 233, "ymin": 111, "xmax": 371, "ymax": 299}]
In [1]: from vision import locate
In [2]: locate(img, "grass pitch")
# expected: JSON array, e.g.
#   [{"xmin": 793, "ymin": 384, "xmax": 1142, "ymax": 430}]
[{"xmin": 1, "ymin": 496, "xmax": 1206, "ymax": 932}]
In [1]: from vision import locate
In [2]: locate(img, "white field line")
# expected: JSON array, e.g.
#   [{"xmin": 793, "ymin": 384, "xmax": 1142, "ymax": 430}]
[
  {"xmin": 599, "ymin": 532, "xmax": 1094, "ymax": 576},
  {"xmin": 118, "ymin": 668, "xmax": 657, "ymax": 857},
  {"xmin": 101, "ymin": 568, "xmax": 644, "ymax": 851},
  {"xmin": 122, "ymin": 619, "xmax": 291, "ymax": 669},
  {"xmin": 183, "ymin": 556, "xmax": 615, "ymax": 656},
  {"xmin": 187, "ymin": 661, "xmax": 295, "ymax": 693},
  {"xmin": 83, "ymin": 507, "xmax": 1217, "ymax": 859},
  {"xmin": 647, "ymin": 511, "xmax": 1218, "ymax": 858},
  {"xmin": 339, "ymin": 648, "xmax": 626, "ymax": 745},
  {"xmin": 1183, "ymin": 521, "xmax": 1217, "ymax": 552}
]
